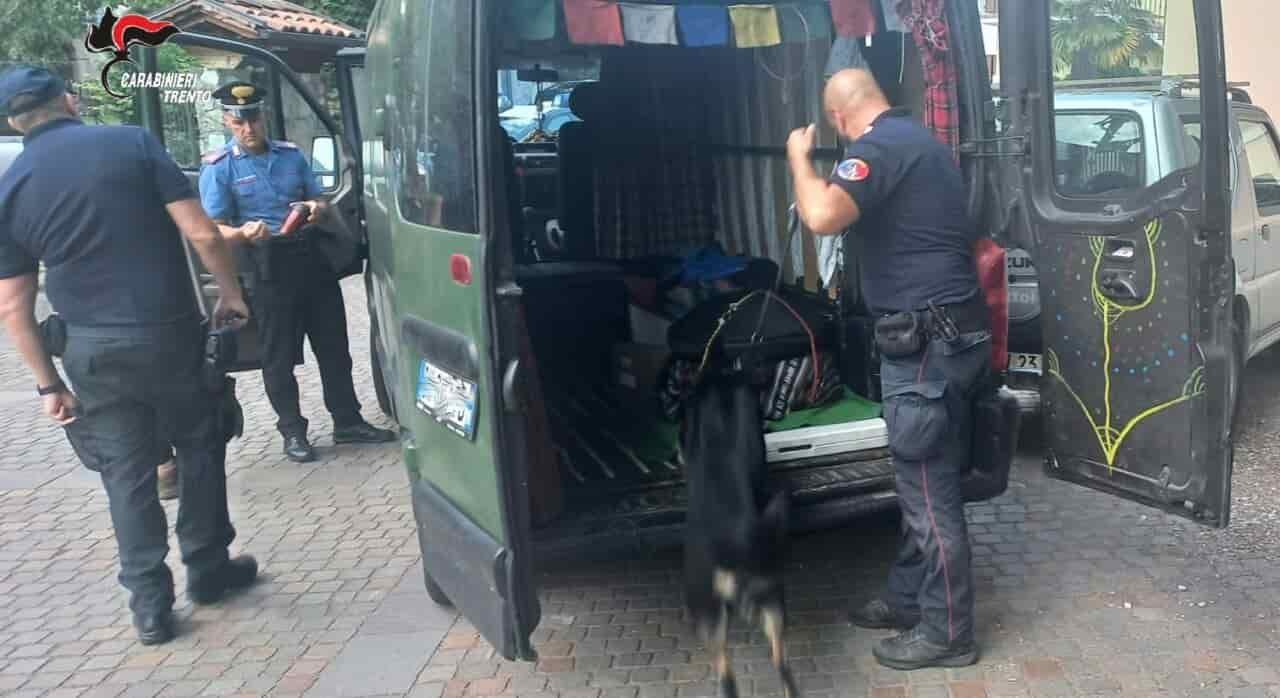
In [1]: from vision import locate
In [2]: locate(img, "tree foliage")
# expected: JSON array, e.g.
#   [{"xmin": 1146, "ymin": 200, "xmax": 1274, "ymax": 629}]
[
  {"xmin": 1051, "ymin": 0, "xmax": 1165, "ymax": 80},
  {"xmin": 1, "ymin": 0, "xmax": 374, "ymax": 127},
  {"xmin": 0, "ymin": 0, "xmax": 374, "ymax": 71},
  {"xmin": 295, "ymin": 0, "xmax": 377, "ymax": 33}
]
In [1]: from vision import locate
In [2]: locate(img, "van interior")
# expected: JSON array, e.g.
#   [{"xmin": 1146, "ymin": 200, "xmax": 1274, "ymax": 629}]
[{"xmin": 485, "ymin": 5, "xmax": 996, "ymax": 545}]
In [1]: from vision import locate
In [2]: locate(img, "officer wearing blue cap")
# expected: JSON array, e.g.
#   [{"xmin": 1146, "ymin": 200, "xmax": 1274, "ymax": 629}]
[
  {"xmin": 200, "ymin": 80, "xmax": 394, "ymax": 463},
  {"xmin": 0, "ymin": 64, "xmax": 259, "ymax": 644}
]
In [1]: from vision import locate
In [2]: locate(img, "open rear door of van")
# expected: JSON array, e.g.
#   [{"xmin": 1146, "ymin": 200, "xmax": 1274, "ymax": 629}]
[
  {"xmin": 361, "ymin": 0, "xmax": 541, "ymax": 660},
  {"xmin": 999, "ymin": 0, "xmax": 1234, "ymax": 526}
]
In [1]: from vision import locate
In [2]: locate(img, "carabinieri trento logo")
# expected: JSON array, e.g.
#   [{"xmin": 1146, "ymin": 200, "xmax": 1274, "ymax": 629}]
[{"xmin": 83, "ymin": 7, "xmax": 209, "ymax": 103}]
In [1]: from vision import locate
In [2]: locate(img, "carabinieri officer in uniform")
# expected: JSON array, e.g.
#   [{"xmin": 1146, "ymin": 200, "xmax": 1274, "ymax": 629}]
[
  {"xmin": 787, "ymin": 68, "xmax": 991, "ymax": 671},
  {"xmin": 199, "ymin": 80, "xmax": 394, "ymax": 463}
]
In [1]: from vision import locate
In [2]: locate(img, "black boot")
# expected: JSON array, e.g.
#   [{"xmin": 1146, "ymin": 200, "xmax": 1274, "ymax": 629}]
[
  {"xmin": 333, "ymin": 420, "xmax": 397, "ymax": 444},
  {"xmin": 873, "ymin": 626, "xmax": 978, "ymax": 671},
  {"xmin": 283, "ymin": 434, "xmax": 317, "ymax": 463},
  {"xmin": 188, "ymin": 555, "xmax": 259, "ymax": 605},
  {"xmin": 133, "ymin": 608, "xmax": 175, "ymax": 645},
  {"xmin": 848, "ymin": 598, "xmax": 921, "ymax": 631}
]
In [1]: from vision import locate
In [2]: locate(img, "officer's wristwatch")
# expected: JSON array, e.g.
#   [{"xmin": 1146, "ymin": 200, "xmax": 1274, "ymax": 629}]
[{"xmin": 37, "ymin": 380, "xmax": 66, "ymax": 396}]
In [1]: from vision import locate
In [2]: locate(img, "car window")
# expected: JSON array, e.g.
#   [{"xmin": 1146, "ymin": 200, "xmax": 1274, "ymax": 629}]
[
  {"xmin": 281, "ymin": 69, "xmax": 343, "ymax": 192},
  {"xmin": 497, "ymin": 72, "xmax": 595, "ymax": 144},
  {"xmin": 148, "ymin": 45, "xmax": 340, "ymax": 192},
  {"xmin": 150, "ymin": 49, "xmax": 270, "ymax": 170},
  {"xmin": 1239, "ymin": 119, "xmax": 1280, "ymax": 213},
  {"xmin": 393, "ymin": 0, "xmax": 476, "ymax": 232},
  {"xmin": 1183, "ymin": 115, "xmax": 1240, "ymax": 194},
  {"xmin": 0, "ymin": 140, "xmax": 22, "ymax": 175},
  {"xmin": 1181, "ymin": 119, "xmax": 1202, "ymax": 168},
  {"xmin": 1054, "ymin": 111, "xmax": 1144, "ymax": 196}
]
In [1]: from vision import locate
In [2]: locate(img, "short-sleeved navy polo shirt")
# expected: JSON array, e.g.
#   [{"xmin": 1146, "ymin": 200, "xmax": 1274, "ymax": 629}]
[
  {"xmin": 828, "ymin": 108, "xmax": 979, "ymax": 315},
  {"xmin": 0, "ymin": 118, "xmax": 201, "ymax": 329}
]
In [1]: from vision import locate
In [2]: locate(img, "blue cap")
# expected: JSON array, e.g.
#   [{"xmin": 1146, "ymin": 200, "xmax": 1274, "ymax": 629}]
[{"xmin": 0, "ymin": 65, "xmax": 66, "ymax": 116}]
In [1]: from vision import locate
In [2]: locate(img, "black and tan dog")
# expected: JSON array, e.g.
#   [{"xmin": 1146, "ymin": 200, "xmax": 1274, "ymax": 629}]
[{"xmin": 681, "ymin": 370, "xmax": 799, "ymax": 698}]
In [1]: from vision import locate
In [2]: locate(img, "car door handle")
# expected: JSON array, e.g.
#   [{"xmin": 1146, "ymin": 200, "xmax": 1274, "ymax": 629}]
[
  {"xmin": 1099, "ymin": 270, "xmax": 1140, "ymax": 300},
  {"xmin": 502, "ymin": 359, "xmax": 521, "ymax": 412},
  {"xmin": 1262, "ymin": 224, "xmax": 1272, "ymax": 241}
]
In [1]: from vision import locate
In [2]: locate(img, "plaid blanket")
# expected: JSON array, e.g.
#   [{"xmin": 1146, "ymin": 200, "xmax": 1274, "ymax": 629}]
[{"xmin": 898, "ymin": 0, "xmax": 960, "ymax": 163}]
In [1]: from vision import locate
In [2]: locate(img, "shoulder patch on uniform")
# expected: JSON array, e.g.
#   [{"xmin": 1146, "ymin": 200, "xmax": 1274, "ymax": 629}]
[
  {"xmin": 835, "ymin": 158, "xmax": 870, "ymax": 182},
  {"xmin": 202, "ymin": 148, "xmax": 229, "ymax": 164},
  {"xmin": 275, "ymin": 140, "xmax": 298, "ymax": 150}
]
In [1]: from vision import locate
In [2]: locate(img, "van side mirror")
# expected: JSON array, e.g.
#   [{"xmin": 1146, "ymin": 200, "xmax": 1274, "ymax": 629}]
[{"xmin": 312, "ymin": 135, "xmax": 337, "ymax": 189}]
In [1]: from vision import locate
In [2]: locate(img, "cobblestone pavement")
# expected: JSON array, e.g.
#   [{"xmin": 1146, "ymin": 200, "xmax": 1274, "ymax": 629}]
[{"xmin": 4, "ymin": 279, "xmax": 1280, "ymax": 697}]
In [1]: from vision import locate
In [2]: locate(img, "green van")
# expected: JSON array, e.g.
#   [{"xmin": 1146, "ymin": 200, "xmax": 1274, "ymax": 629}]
[{"xmin": 143, "ymin": 0, "xmax": 1237, "ymax": 662}]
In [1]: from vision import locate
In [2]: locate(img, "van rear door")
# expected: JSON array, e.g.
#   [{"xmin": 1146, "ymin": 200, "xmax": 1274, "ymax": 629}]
[
  {"xmin": 999, "ymin": 0, "xmax": 1233, "ymax": 526},
  {"xmin": 363, "ymin": 0, "xmax": 540, "ymax": 660}
]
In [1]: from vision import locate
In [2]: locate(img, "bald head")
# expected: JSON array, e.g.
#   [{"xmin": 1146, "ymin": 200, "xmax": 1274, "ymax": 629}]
[{"xmin": 823, "ymin": 68, "xmax": 890, "ymax": 140}]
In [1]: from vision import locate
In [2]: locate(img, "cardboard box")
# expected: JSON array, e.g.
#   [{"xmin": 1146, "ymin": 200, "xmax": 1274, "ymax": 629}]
[{"xmin": 612, "ymin": 342, "xmax": 671, "ymax": 408}]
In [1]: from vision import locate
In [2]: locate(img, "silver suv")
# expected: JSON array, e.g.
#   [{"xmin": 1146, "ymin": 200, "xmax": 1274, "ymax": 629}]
[
  {"xmin": 0, "ymin": 135, "xmax": 21, "ymax": 174},
  {"xmin": 1006, "ymin": 83, "xmax": 1270, "ymax": 421}
]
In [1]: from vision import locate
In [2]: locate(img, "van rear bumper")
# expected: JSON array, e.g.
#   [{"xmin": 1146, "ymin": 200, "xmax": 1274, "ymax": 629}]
[
  {"xmin": 533, "ymin": 453, "xmax": 900, "ymax": 562},
  {"xmin": 532, "ymin": 388, "xmax": 1021, "ymax": 562},
  {"xmin": 1000, "ymin": 386, "xmax": 1041, "ymax": 414}
]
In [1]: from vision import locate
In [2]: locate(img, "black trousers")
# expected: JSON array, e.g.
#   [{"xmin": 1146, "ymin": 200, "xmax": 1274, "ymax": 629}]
[
  {"xmin": 254, "ymin": 243, "xmax": 362, "ymax": 437},
  {"xmin": 62, "ymin": 322, "xmax": 235, "ymax": 615},
  {"xmin": 879, "ymin": 329, "xmax": 991, "ymax": 647}
]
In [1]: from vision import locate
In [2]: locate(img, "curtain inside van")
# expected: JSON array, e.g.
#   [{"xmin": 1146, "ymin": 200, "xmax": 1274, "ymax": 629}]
[
  {"xmin": 703, "ymin": 39, "xmax": 832, "ymax": 278},
  {"xmin": 591, "ymin": 39, "xmax": 833, "ymax": 280},
  {"xmin": 583, "ymin": 2, "xmax": 951, "ymax": 283}
]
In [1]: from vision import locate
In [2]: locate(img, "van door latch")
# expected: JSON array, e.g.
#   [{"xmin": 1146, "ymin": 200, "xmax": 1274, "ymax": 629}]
[{"xmin": 496, "ymin": 282, "xmax": 523, "ymax": 298}]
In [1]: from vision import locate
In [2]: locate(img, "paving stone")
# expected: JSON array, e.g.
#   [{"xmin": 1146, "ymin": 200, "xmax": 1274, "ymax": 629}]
[
  {"xmin": 536, "ymin": 657, "xmax": 574, "ymax": 674},
  {"xmin": 629, "ymin": 668, "xmax": 670, "ymax": 684},
  {"xmin": 1239, "ymin": 667, "xmax": 1280, "ymax": 685},
  {"xmin": 947, "ymin": 680, "xmax": 989, "ymax": 698},
  {"xmin": 307, "ymin": 630, "xmax": 441, "ymax": 697}
]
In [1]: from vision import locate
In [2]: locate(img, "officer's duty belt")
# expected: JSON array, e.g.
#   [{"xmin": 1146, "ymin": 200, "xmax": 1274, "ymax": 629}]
[
  {"xmin": 920, "ymin": 294, "xmax": 990, "ymax": 339},
  {"xmin": 66, "ymin": 320, "xmax": 201, "ymax": 340}
]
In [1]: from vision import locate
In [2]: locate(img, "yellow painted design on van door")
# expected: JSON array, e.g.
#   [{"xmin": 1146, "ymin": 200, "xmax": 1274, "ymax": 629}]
[{"xmin": 1045, "ymin": 218, "xmax": 1206, "ymax": 469}]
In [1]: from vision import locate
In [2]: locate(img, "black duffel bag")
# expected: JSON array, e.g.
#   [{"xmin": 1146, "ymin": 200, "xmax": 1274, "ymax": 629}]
[{"xmin": 667, "ymin": 286, "xmax": 839, "ymax": 370}]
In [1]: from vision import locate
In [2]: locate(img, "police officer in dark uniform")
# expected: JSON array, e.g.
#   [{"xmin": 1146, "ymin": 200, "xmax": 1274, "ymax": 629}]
[
  {"xmin": 787, "ymin": 69, "xmax": 990, "ymax": 670},
  {"xmin": 0, "ymin": 65, "xmax": 258, "ymax": 645},
  {"xmin": 199, "ymin": 81, "xmax": 394, "ymax": 463}
]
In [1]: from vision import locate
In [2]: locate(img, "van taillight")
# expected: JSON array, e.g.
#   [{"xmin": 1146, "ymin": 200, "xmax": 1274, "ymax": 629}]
[{"xmin": 450, "ymin": 254, "xmax": 472, "ymax": 285}]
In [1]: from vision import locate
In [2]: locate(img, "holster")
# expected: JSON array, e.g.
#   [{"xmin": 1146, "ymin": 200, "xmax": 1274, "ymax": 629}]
[
  {"xmin": 38, "ymin": 314, "xmax": 68, "ymax": 357},
  {"xmin": 202, "ymin": 324, "xmax": 238, "ymax": 391},
  {"xmin": 873, "ymin": 311, "xmax": 925, "ymax": 359},
  {"xmin": 202, "ymin": 324, "xmax": 244, "ymax": 442}
]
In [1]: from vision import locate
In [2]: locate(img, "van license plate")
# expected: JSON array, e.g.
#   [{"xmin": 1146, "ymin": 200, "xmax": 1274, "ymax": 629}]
[
  {"xmin": 1009, "ymin": 352, "xmax": 1043, "ymax": 375},
  {"xmin": 415, "ymin": 359, "xmax": 478, "ymax": 441}
]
